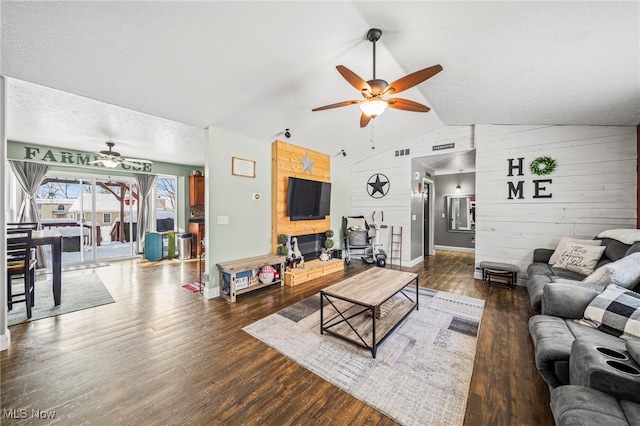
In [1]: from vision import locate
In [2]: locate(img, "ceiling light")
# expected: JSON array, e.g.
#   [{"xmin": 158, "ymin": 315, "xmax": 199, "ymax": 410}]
[
  {"xmin": 455, "ymin": 185, "xmax": 461, "ymax": 193},
  {"xmin": 360, "ymin": 100, "xmax": 387, "ymax": 118},
  {"xmin": 102, "ymin": 159, "xmax": 120, "ymax": 169}
]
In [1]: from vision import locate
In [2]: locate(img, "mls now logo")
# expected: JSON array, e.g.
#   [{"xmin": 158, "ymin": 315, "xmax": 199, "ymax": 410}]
[{"xmin": 506, "ymin": 157, "xmax": 553, "ymax": 200}]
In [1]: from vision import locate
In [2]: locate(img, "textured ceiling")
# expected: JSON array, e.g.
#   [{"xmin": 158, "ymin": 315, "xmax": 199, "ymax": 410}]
[{"xmin": 2, "ymin": 1, "xmax": 638, "ymax": 168}]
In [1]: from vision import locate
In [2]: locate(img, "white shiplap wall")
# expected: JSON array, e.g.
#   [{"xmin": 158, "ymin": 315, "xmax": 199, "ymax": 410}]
[
  {"xmin": 350, "ymin": 125, "xmax": 474, "ymax": 265},
  {"xmin": 475, "ymin": 124, "xmax": 637, "ymax": 283}
]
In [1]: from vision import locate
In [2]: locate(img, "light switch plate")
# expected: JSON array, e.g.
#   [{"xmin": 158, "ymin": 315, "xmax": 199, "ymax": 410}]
[{"xmin": 217, "ymin": 216, "xmax": 229, "ymax": 225}]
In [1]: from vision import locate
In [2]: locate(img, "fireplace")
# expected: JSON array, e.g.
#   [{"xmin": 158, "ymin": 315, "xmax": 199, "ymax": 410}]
[{"xmin": 291, "ymin": 233, "xmax": 326, "ymax": 260}]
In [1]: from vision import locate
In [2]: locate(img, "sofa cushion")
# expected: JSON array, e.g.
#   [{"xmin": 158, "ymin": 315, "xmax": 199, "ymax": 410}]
[
  {"xmin": 550, "ymin": 386, "xmax": 630, "ymax": 426},
  {"xmin": 549, "ymin": 237, "xmax": 602, "ymax": 265},
  {"xmin": 529, "ymin": 315, "xmax": 576, "ymax": 387},
  {"xmin": 620, "ymin": 400, "xmax": 640, "ymax": 426},
  {"xmin": 542, "ymin": 282, "xmax": 601, "ymax": 319},
  {"xmin": 526, "ymin": 273, "xmax": 552, "ymax": 311},
  {"xmin": 553, "ymin": 244, "xmax": 606, "ymax": 275},
  {"xmin": 579, "ymin": 284, "xmax": 640, "ymax": 341},
  {"xmin": 599, "ymin": 237, "xmax": 634, "ymax": 263},
  {"xmin": 584, "ymin": 252, "xmax": 640, "ymax": 289},
  {"xmin": 527, "ymin": 261, "xmax": 553, "ymax": 277},
  {"xmin": 550, "ymin": 266, "xmax": 588, "ymax": 281}
]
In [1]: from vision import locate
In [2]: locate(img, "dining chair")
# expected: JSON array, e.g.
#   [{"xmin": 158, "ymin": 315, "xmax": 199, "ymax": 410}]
[{"xmin": 7, "ymin": 228, "xmax": 37, "ymax": 318}]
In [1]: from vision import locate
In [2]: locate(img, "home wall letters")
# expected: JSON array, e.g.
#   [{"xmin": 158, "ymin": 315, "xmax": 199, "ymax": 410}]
[{"xmin": 506, "ymin": 157, "xmax": 553, "ymax": 199}]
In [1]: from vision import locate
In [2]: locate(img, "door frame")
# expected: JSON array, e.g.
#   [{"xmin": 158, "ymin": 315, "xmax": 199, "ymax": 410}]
[{"xmin": 422, "ymin": 177, "xmax": 435, "ymax": 256}]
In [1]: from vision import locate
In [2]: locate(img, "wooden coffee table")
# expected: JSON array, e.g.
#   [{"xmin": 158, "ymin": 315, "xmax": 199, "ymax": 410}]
[{"xmin": 320, "ymin": 267, "xmax": 419, "ymax": 358}]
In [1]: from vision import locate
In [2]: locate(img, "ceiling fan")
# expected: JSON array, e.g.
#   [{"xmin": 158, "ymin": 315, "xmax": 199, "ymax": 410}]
[
  {"xmin": 312, "ymin": 28, "xmax": 443, "ymax": 128},
  {"xmin": 89, "ymin": 141, "xmax": 153, "ymax": 169}
]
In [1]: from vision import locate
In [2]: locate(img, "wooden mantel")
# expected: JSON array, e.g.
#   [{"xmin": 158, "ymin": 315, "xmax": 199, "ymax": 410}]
[{"xmin": 271, "ymin": 140, "xmax": 331, "ymax": 253}]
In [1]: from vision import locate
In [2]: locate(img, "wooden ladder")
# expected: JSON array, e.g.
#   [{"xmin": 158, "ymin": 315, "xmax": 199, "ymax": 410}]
[{"xmin": 389, "ymin": 226, "xmax": 403, "ymax": 269}]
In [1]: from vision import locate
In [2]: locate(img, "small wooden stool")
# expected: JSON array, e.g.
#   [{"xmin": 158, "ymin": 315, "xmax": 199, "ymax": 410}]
[{"xmin": 479, "ymin": 261, "xmax": 519, "ymax": 289}]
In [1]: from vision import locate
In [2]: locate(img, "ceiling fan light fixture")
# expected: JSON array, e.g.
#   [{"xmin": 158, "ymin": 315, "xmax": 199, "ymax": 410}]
[
  {"xmin": 360, "ymin": 100, "xmax": 387, "ymax": 118},
  {"xmin": 102, "ymin": 158, "xmax": 120, "ymax": 168}
]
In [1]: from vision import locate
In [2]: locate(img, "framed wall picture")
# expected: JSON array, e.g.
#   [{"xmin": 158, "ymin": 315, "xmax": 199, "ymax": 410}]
[{"xmin": 232, "ymin": 157, "xmax": 255, "ymax": 178}]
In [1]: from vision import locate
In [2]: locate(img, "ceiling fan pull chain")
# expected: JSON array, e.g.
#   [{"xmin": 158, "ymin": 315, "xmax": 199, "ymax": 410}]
[{"xmin": 370, "ymin": 121, "xmax": 376, "ymax": 149}]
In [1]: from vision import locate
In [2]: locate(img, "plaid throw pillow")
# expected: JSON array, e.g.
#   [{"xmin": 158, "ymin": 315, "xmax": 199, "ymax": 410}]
[{"xmin": 578, "ymin": 284, "xmax": 640, "ymax": 340}]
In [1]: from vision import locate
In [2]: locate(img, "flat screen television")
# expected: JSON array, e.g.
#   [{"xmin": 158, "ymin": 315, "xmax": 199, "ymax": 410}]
[{"xmin": 287, "ymin": 177, "xmax": 331, "ymax": 221}]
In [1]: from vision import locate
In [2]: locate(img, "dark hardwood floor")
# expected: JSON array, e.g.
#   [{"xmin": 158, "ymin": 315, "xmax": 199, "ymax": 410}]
[{"xmin": 1, "ymin": 251, "xmax": 554, "ymax": 425}]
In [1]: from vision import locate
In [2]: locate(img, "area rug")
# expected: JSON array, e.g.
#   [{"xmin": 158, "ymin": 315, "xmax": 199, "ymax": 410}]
[
  {"xmin": 181, "ymin": 282, "xmax": 203, "ymax": 293},
  {"xmin": 243, "ymin": 287, "xmax": 484, "ymax": 426},
  {"xmin": 8, "ymin": 273, "xmax": 115, "ymax": 326},
  {"xmin": 35, "ymin": 262, "xmax": 110, "ymax": 276}
]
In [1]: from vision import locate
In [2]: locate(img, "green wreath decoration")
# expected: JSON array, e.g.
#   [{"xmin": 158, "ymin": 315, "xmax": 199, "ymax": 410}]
[{"xmin": 529, "ymin": 156, "xmax": 557, "ymax": 176}]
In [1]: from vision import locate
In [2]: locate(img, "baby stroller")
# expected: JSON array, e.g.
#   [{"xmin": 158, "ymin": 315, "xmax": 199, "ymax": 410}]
[{"xmin": 343, "ymin": 215, "xmax": 373, "ymax": 265}]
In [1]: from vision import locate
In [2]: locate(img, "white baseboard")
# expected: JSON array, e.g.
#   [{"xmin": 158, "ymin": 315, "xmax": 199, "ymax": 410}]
[
  {"xmin": 404, "ymin": 257, "xmax": 425, "ymax": 267},
  {"xmin": 203, "ymin": 285, "xmax": 220, "ymax": 299},
  {"xmin": 434, "ymin": 245, "xmax": 475, "ymax": 254},
  {"xmin": 0, "ymin": 330, "xmax": 10, "ymax": 351}
]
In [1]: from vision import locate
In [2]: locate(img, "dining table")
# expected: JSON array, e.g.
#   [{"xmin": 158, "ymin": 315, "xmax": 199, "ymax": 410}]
[{"xmin": 31, "ymin": 229, "xmax": 63, "ymax": 305}]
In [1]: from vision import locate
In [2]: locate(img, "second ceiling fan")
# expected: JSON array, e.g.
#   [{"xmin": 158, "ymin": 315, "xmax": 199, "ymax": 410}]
[{"xmin": 312, "ymin": 28, "xmax": 443, "ymax": 128}]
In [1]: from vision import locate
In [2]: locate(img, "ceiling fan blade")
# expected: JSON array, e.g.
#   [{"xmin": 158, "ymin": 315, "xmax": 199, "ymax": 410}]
[
  {"xmin": 88, "ymin": 159, "xmax": 103, "ymax": 165},
  {"xmin": 124, "ymin": 157, "xmax": 153, "ymax": 164},
  {"xmin": 383, "ymin": 64, "xmax": 443, "ymax": 95},
  {"xmin": 336, "ymin": 65, "xmax": 372, "ymax": 95},
  {"xmin": 360, "ymin": 113, "xmax": 372, "ymax": 128},
  {"xmin": 312, "ymin": 99, "xmax": 362, "ymax": 112},
  {"xmin": 386, "ymin": 98, "xmax": 431, "ymax": 112}
]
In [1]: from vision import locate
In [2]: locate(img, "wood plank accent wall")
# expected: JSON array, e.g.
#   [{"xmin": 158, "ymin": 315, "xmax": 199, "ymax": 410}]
[
  {"xmin": 350, "ymin": 126, "xmax": 474, "ymax": 265},
  {"xmin": 271, "ymin": 140, "xmax": 330, "ymax": 254},
  {"xmin": 475, "ymin": 124, "xmax": 637, "ymax": 281}
]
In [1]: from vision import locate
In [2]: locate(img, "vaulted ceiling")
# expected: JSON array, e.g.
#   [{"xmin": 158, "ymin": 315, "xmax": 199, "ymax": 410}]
[{"xmin": 2, "ymin": 1, "xmax": 638, "ymax": 168}]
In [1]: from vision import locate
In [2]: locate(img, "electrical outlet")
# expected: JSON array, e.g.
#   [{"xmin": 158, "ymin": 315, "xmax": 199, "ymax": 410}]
[{"xmin": 217, "ymin": 216, "xmax": 229, "ymax": 225}]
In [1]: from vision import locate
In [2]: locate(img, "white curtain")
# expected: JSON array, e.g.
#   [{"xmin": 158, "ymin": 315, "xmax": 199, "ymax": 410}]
[
  {"xmin": 135, "ymin": 173, "xmax": 158, "ymax": 254},
  {"xmin": 8, "ymin": 160, "xmax": 50, "ymax": 228}
]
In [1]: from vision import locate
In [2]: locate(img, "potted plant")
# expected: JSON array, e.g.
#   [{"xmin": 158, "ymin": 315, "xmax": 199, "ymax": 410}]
[
  {"xmin": 277, "ymin": 234, "xmax": 289, "ymax": 256},
  {"xmin": 324, "ymin": 230, "xmax": 335, "ymax": 251}
]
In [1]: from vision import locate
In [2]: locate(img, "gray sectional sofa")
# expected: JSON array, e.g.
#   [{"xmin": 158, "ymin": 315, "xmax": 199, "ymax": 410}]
[
  {"xmin": 530, "ymin": 283, "xmax": 640, "ymax": 425},
  {"xmin": 525, "ymin": 233, "xmax": 640, "ymax": 425},
  {"xmin": 526, "ymin": 238, "xmax": 640, "ymax": 312}
]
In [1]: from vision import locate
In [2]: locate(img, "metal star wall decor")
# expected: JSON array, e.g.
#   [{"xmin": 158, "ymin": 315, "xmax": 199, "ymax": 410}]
[
  {"xmin": 367, "ymin": 173, "xmax": 390, "ymax": 198},
  {"xmin": 300, "ymin": 152, "xmax": 315, "ymax": 174}
]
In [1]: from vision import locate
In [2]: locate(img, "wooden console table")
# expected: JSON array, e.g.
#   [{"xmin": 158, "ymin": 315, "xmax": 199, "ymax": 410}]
[
  {"xmin": 217, "ymin": 254, "xmax": 285, "ymax": 302},
  {"xmin": 284, "ymin": 258, "xmax": 344, "ymax": 287}
]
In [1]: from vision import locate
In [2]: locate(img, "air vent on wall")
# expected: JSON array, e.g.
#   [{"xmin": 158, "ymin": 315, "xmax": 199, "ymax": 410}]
[{"xmin": 394, "ymin": 148, "xmax": 410, "ymax": 157}]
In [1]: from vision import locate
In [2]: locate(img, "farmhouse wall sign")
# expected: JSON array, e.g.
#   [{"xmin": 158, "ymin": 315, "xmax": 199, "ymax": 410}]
[
  {"xmin": 21, "ymin": 145, "xmax": 152, "ymax": 172},
  {"xmin": 432, "ymin": 143, "xmax": 455, "ymax": 151}
]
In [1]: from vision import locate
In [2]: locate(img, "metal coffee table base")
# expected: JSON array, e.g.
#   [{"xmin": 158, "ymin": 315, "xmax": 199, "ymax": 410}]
[{"xmin": 320, "ymin": 276, "xmax": 418, "ymax": 358}]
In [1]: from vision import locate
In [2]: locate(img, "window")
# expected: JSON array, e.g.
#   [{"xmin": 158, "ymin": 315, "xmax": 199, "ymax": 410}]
[{"xmin": 103, "ymin": 213, "xmax": 111, "ymax": 224}]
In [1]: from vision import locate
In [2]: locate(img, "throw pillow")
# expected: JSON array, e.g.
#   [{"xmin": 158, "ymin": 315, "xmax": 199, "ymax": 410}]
[
  {"xmin": 553, "ymin": 244, "xmax": 606, "ymax": 276},
  {"xmin": 583, "ymin": 252, "xmax": 640, "ymax": 289},
  {"xmin": 549, "ymin": 237, "xmax": 602, "ymax": 265},
  {"xmin": 597, "ymin": 229, "xmax": 640, "ymax": 245},
  {"xmin": 578, "ymin": 284, "xmax": 640, "ymax": 341}
]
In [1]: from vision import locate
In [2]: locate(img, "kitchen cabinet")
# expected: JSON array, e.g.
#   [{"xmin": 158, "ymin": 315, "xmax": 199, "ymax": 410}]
[
  {"xmin": 189, "ymin": 175, "xmax": 205, "ymax": 206},
  {"xmin": 188, "ymin": 221, "xmax": 205, "ymax": 258}
]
